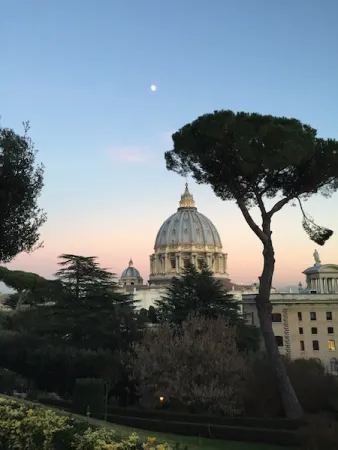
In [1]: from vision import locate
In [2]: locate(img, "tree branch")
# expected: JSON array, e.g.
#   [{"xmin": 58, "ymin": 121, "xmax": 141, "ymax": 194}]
[
  {"xmin": 267, "ymin": 195, "xmax": 294, "ymax": 218},
  {"xmin": 236, "ymin": 199, "xmax": 268, "ymax": 245}
]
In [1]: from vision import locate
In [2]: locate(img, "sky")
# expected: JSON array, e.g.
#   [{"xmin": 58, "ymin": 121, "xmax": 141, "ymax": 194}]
[{"xmin": 1, "ymin": 0, "xmax": 338, "ymax": 290}]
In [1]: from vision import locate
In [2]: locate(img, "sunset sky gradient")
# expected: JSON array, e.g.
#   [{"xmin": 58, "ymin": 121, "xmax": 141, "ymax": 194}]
[{"xmin": 1, "ymin": 0, "xmax": 338, "ymax": 290}]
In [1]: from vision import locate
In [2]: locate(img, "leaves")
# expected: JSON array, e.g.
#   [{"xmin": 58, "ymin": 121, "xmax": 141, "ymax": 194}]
[
  {"xmin": 156, "ymin": 262, "xmax": 240, "ymax": 325},
  {"xmin": 165, "ymin": 110, "xmax": 338, "ymax": 244},
  {"xmin": 133, "ymin": 315, "xmax": 245, "ymax": 415},
  {"xmin": 0, "ymin": 124, "xmax": 46, "ymax": 263}
]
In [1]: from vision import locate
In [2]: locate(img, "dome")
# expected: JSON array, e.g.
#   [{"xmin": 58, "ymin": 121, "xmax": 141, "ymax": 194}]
[
  {"xmin": 154, "ymin": 184, "xmax": 222, "ymax": 249},
  {"xmin": 120, "ymin": 259, "xmax": 143, "ymax": 286}
]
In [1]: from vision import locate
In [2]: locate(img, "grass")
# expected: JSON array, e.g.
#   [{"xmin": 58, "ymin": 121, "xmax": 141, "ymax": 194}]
[
  {"xmin": 1, "ymin": 395, "xmax": 293, "ymax": 450},
  {"xmin": 80, "ymin": 415, "xmax": 291, "ymax": 450}
]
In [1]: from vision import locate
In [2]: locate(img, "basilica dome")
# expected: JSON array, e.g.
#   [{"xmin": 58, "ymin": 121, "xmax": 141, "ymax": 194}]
[
  {"xmin": 149, "ymin": 184, "xmax": 229, "ymax": 286},
  {"xmin": 154, "ymin": 197, "xmax": 222, "ymax": 249},
  {"xmin": 120, "ymin": 259, "xmax": 143, "ymax": 286}
]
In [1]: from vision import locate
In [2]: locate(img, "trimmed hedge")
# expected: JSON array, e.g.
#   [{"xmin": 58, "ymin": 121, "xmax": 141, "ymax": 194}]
[
  {"xmin": 104, "ymin": 406, "xmax": 304, "ymax": 431},
  {"xmin": 38, "ymin": 398, "xmax": 303, "ymax": 431},
  {"xmin": 105, "ymin": 413, "xmax": 299, "ymax": 447},
  {"xmin": 36, "ymin": 397, "xmax": 300, "ymax": 446}
]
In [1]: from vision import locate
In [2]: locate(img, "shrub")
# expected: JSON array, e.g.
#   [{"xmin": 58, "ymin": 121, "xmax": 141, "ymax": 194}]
[
  {"xmin": 73, "ymin": 378, "xmax": 105, "ymax": 418},
  {"xmin": 0, "ymin": 396, "xmax": 173, "ymax": 450},
  {"xmin": 299, "ymin": 414, "xmax": 338, "ymax": 450},
  {"xmin": 0, "ymin": 367, "xmax": 27, "ymax": 394},
  {"xmin": 243, "ymin": 355, "xmax": 338, "ymax": 417}
]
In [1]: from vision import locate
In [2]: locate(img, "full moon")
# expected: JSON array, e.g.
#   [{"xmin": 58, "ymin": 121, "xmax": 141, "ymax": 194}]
[{"xmin": 151, "ymin": 85, "xmax": 157, "ymax": 91}]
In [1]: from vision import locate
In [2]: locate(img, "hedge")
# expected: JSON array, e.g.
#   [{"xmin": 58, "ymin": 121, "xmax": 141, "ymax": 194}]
[
  {"xmin": 104, "ymin": 406, "xmax": 304, "ymax": 431},
  {"xmin": 38, "ymin": 398, "xmax": 303, "ymax": 431},
  {"xmin": 0, "ymin": 396, "xmax": 172, "ymax": 450},
  {"xmin": 105, "ymin": 413, "xmax": 300, "ymax": 447}
]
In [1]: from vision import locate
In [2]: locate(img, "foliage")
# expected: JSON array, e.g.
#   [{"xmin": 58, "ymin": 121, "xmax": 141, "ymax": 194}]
[
  {"xmin": 55, "ymin": 254, "xmax": 118, "ymax": 301},
  {"xmin": 0, "ymin": 266, "xmax": 61, "ymax": 309},
  {"xmin": 0, "ymin": 329, "xmax": 118, "ymax": 395},
  {"xmin": 299, "ymin": 414, "xmax": 338, "ymax": 450},
  {"xmin": 156, "ymin": 263, "xmax": 260, "ymax": 353},
  {"xmin": 0, "ymin": 368, "xmax": 27, "ymax": 394},
  {"xmin": 243, "ymin": 355, "xmax": 338, "ymax": 417},
  {"xmin": 73, "ymin": 378, "xmax": 105, "ymax": 418},
  {"xmin": 0, "ymin": 396, "xmax": 173, "ymax": 449},
  {"xmin": 0, "ymin": 121, "xmax": 46, "ymax": 263},
  {"xmin": 156, "ymin": 263, "xmax": 240, "ymax": 324},
  {"xmin": 133, "ymin": 314, "xmax": 245, "ymax": 415},
  {"xmin": 164, "ymin": 110, "xmax": 338, "ymax": 418}
]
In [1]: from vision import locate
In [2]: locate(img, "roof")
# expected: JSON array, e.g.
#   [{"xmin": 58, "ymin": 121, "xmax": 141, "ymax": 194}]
[{"xmin": 154, "ymin": 184, "xmax": 222, "ymax": 249}]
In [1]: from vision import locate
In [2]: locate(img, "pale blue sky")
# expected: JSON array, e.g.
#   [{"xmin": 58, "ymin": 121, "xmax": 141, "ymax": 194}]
[{"xmin": 1, "ymin": 0, "xmax": 338, "ymax": 288}]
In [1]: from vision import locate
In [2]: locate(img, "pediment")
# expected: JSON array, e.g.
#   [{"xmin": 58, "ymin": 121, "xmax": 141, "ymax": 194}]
[{"xmin": 317, "ymin": 264, "xmax": 338, "ymax": 274}]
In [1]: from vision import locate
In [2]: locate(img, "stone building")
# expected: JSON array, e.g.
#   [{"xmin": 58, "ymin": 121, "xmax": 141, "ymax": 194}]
[
  {"xmin": 117, "ymin": 184, "xmax": 260, "ymax": 307},
  {"xmin": 149, "ymin": 183, "xmax": 229, "ymax": 286},
  {"xmin": 242, "ymin": 251, "xmax": 338, "ymax": 374}
]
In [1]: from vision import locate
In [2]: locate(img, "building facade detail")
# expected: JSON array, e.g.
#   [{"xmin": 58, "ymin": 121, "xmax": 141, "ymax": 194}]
[
  {"xmin": 303, "ymin": 253, "xmax": 338, "ymax": 294},
  {"xmin": 149, "ymin": 184, "xmax": 229, "ymax": 286}
]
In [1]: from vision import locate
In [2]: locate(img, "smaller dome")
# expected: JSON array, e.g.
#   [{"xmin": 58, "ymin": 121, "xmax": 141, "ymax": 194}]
[
  {"xmin": 121, "ymin": 259, "xmax": 143, "ymax": 286},
  {"xmin": 121, "ymin": 258, "xmax": 141, "ymax": 278}
]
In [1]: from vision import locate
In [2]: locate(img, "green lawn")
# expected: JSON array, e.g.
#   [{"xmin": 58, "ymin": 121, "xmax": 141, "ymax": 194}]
[
  {"xmin": 69, "ymin": 412, "xmax": 292, "ymax": 450},
  {"xmin": 1, "ymin": 395, "xmax": 293, "ymax": 450}
]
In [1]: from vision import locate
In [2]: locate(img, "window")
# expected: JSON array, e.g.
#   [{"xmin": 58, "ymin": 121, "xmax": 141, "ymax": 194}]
[
  {"xmin": 298, "ymin": 312, "xmax": 302, "ymax": 321},
  {"xmin": 328, "ymin": 327, "xmax": 334, "ymax": 335},
  {"xmin": 271, "ymin": 313, "xmax": 282, "ymax": 323},
  {"xmin": 300, "ymin": 340, "xmax": 305, "ymax": 351},
  {"xmin": 275, "ymin": 336, "xmax": 284, "ymax": 347},
  {"xmin": 310, "ymin": 312, "xmax": 317, "ymax": 321},
  {"xmin": 299, "ymin": 327, "xmax": 303, "ymax": 335},
  {"xmin": 170, "ymin": 258, "xmax": 176, "ymax": 269},
  {"xmin": 330, "ymin": 358, "xmax": 338, "ymax": 373},
  {"xmin": 311, "ymin": 327, "xmax": 318, "ymax": 335},
  {"xmin": 313, "ymin": 340, "xmax": 319, "ymax": 351},
  {"xmin": 327, "ymin": 311, "xmax": 333, "ymax": 321},
  {"xmin": 329, "ymin": 340, "xmax": 336, "ymax": 351}
]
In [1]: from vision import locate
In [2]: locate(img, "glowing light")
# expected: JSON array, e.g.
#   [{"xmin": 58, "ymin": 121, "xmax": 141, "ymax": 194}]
[
  {"xmin": 151, "ymin": 85, "xmax": 157, "ymax": 91},
  {"xmin": 159, "ymin": 396, "xmax": 164, "ymax": 402}
]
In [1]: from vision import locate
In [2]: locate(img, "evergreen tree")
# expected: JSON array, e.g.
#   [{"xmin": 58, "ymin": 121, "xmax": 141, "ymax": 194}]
[
  {"xmin": 156, "ymin": 262, "xmax": 240, "ymax": 325},
  {"xmin": 55, "ymin": 254, "xmax": 116, "ymax": 301}
]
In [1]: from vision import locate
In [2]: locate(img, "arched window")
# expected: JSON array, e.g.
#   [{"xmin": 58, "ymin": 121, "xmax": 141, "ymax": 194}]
[
  {"xmin": 271, "ymin": 313, "xmax": 282, "ymax": 323},
  {"xmin": 330, "ymin": 358, "xmax": 338, "ymax": 373}
]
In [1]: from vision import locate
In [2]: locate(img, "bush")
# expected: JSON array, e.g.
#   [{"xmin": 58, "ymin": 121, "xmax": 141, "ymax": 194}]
[
  {"xmin": 243, "ymin": 355, "xmax": 338, "ymax": 417},
  {"xmin": 73, "ymin": 378, "xmax": 104, "ymax": 418},
  {"xmin": 299, "ymin": 414, "xmax": 338, "ymax": 450},
  {"xmin": 0, "ymin": 367, "xmax": 27, "ymax": 394},
  {"xmin": 0, "ymin": 396, "xmax": 173, "ymax": 450}
]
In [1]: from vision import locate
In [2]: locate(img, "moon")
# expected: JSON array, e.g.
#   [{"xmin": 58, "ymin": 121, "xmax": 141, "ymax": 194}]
[{"xmin": 151, "ymin": 85, "xmax": 157, "ymax": 91}]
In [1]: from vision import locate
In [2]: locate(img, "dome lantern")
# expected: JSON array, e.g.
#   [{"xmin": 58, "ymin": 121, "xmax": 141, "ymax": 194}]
[{"xmin": 179, "ymin": 183, "xmax": 196, "ymax": 209}]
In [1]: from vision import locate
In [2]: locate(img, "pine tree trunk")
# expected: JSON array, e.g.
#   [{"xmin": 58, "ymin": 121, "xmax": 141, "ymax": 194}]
[{"xmin": 256, "ymin": 236, "xmax": 303, "ymax": 420}]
